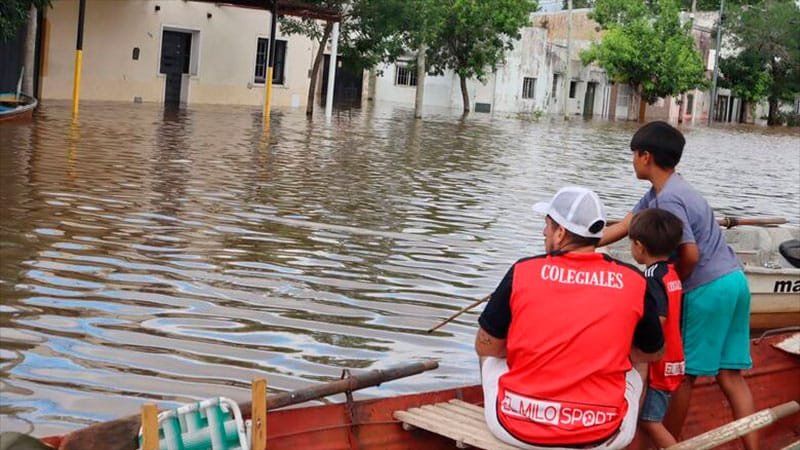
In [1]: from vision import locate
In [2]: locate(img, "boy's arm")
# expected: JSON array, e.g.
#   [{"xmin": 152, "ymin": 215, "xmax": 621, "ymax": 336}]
[
  {"xmin": 599, "ymin": 212, "xmax": 633, "ymax": 247},
  {"xmin": 675, "ymin": 242, "xmax": 700, "ymax": 281}
]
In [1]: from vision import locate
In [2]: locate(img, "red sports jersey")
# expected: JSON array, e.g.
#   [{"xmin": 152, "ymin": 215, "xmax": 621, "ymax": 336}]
[
  {"xmin": 496, "ymin": 252, "xmax": 647, "ymax": 446},
  {"xmin": 647, "ymin": 262, "xmax": 685, "ymax": 392}
]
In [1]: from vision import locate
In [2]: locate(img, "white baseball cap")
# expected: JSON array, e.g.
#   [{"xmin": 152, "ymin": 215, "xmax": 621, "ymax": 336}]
[{"xmin": 532, "ymin": 186, "xmax": 607, "ymax": 238}]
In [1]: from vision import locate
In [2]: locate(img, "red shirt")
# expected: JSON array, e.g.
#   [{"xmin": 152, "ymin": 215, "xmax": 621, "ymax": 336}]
[
  {"xmin": 646, "ymin": 262, "xmax": 684, "ymax": 392},
  {"xmin": 479, "ymin": 252, "xmax": 663, "ymax": 446}
]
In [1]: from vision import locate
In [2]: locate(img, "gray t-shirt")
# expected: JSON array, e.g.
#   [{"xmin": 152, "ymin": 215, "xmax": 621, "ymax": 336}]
[{"xmin": 633, "ymin": 173, "xmax": 740, "ymax": 293}]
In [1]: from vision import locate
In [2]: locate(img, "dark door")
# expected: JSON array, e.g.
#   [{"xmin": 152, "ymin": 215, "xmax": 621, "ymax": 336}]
[
  {"xmin": 321, "ymin": 55, "xmax": 364, "ymax": 108},
  {"xmin": 160, "ymin": 31, "xmax": 192, "ymax": 105},
  {"xmin": 583, "ymin": 82, "xmax": 597, "ymax": 117}
]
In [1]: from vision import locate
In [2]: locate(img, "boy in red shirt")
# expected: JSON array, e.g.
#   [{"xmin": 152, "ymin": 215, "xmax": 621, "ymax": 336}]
[{"xmin": 629, "ymin": 208, "xmax": 685, "ymax": 448}]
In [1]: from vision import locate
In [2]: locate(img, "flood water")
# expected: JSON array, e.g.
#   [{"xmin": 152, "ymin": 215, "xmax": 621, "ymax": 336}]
[{"xmin": 1, "ymin": 101, "xmax": 798, "ymax": 436}]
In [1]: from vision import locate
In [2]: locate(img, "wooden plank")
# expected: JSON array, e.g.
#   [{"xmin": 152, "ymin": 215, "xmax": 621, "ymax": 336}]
[
  {"xmin": 251, "ymin": 378, "xmax": 267, "ymax": 450},
  {"xmin": 449, "ymin": 399, "xmax": 487, "ymax": 415},
  {"xmin": 140, "ymin": 404, "xmax": 159, "ymax": 450},
  {"xmin": 422, "ymin": 403, "xmax": 486, "ymax": 426},
  {"xmin": 395, "ymin": 404, "xmax": 519, "ymax": 450}
]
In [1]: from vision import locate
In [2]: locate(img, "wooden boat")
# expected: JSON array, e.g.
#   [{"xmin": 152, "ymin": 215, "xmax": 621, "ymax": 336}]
[
  {"xmin": 36, "ymin": 332, "xmax": 800, "ymax": 450},
  {"xmin": 0, "ymin": 93, "xmax": 38, "ymax": 122}
]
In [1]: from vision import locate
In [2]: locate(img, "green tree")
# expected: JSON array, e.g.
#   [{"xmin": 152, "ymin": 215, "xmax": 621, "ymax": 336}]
[
  {"xmin": 425, "ymin": 0, "xmax": 539, "ymax": 113},
  {"xmin": 721, "ymin": 0, "xmax": 800, "ymax": 125},
  {"xmin": 581, "ymin": 0, "xmax": 706, "ymax": 121},
  {"xmin": 0, "ymin": 0, "xmax": 49, "ymax": 42},
  {"xmin": 279, "ymin": 1, "xmax": 351, "ymax": 117}
]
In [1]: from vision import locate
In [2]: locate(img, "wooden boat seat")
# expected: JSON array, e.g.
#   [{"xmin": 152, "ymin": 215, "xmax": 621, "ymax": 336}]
[{"xmin": 394, "ymin": 399, "xmax": 521, "ymax": 450}]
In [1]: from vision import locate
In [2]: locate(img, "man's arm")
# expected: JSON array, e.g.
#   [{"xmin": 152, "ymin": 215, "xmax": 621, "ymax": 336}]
[
  {"xmin": 674, "ymin": 242, "xmax": 700, "ymax": 281},
  {"xmin": 475, "ymin": 327, "xmax": 507, "ymax": 358},
  {"xmin": 599, "ymin": 212, "xmax": 632, "ymax": 247}
]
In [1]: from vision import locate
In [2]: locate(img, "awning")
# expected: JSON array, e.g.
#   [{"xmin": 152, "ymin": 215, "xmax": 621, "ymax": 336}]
[{"xmin": 189, "ymin": 0, "xmax": 341, "ymax": 22}]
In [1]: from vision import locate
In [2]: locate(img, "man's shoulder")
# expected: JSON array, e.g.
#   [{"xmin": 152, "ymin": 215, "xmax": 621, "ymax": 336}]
[{"xmin": 513, "ymin": 253, "xmax": 550, "ymax": 267}]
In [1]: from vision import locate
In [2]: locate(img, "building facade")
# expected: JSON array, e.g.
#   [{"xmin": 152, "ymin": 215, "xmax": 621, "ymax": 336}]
[{"xmin": 38, "ymin": 0, "xmax": 322, "ymax": 107}]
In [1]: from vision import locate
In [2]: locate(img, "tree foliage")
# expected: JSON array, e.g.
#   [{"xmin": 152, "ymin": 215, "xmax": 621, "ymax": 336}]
[
  {"xmin": 720, "ymin": 0, "xmax": 800, "ymax": 124},
  {"xmin": 0, "ymin": 0, "xmax": 49, "ymax": 42},
  {"xmin": 581, "ymin": 0, "xmax": 706, "ymax": 113},
  {"xmin": 426, "ymin": 0, "xmax": 539, "ymax": 112}
]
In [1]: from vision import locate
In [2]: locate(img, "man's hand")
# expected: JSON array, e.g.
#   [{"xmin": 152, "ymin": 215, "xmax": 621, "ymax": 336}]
[{"xmin": 475, "ymin": 327, "xmax": 507, "ymax": 358}]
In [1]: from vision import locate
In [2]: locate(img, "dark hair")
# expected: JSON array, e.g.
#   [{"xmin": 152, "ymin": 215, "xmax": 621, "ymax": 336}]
[
  {"xmin": 630, "ymin": 121, "xmax": 685, "ymax": 169},
  {"xmin": 629, "ymin": 208, "xmax": 683, "ymax": 257},
  {"xmin": 565, "ymin": 229, "xmax": 601, "ymax": 248}
]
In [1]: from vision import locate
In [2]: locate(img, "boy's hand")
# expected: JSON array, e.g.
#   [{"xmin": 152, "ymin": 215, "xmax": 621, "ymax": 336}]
[{"xmin": 599, "ymin": 212, "xmax": 633, "ymax": 247}]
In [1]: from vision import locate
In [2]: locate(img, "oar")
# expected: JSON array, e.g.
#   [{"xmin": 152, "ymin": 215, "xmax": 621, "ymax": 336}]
[
  {"xmin": 717, "ymin": 216, "xmax": 787, "ymax": 228},
  {"xmin": 606, "ymin": 216, "xmax": 787, "ymax": 228},
  {"xmin": 57, "ymin": 360, "xmax": 439, "ymax": 450},
  {"xmin": 427, "ymin": 294, "xmax": 491, "ymax": 334}
]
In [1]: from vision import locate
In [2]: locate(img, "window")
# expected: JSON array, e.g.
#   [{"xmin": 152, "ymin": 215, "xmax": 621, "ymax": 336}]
[
  {"xmin": 395, "ymin": 63, "xmax": 417, "ymax": 86},
  {"xmin": 522, "ymin": 77, "xmax": 536, "ymax": 99},
  {"xmin": 254, "ymin": 38, "xmax": 287, "ymax": 85},
  {"xmin": 569, "ymin": 81, "xmax": 578, "ymax": 98},
  {"xmin": 551, "ymin": 74, "xmax": 559, "ymax": 101}
]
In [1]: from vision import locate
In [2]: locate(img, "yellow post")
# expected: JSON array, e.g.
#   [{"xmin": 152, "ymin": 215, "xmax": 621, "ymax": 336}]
[
  {"xmin": 263, "ymin": 67, "xmax": 273, "ymax": 125},
  {"xmin": 140, "ymin": 403, "xmax": 160, "ymax": 450},
  {"xmin": 71, "ymin": 49, "xmax": 82, "ymax": 117},
  {"xmin": 71, "ymin": 0, "xmax": 86, "ymax": 119},
  {"xmin": 251, "ymin": 377, "xmax": 267, "ymax": 450}
]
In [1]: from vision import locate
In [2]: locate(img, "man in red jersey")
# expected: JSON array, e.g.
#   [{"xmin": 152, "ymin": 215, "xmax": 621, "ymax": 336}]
[{"xmin": 476, "ymin": 186, "xmax": 664, "ymax": 450}]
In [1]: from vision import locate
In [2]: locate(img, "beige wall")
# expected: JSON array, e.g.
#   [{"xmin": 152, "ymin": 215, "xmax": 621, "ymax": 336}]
[{"xmin": 41, "ymin": 0, "xmax": 319, "ymax": 106}]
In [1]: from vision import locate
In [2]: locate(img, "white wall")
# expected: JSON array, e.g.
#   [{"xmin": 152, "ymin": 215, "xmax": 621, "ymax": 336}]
[{"xmin": 41, "ymin": 0, "xmax": 318, "ymax": 106}]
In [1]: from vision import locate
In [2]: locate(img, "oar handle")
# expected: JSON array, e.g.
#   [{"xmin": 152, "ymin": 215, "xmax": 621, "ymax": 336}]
[
  {"xmin": 717, "ymin": 216, "xmax": 787, "ymax": 228},
  {"xmin": 427, "ymin": 294, "xmax": 491, "ymax": 334}
]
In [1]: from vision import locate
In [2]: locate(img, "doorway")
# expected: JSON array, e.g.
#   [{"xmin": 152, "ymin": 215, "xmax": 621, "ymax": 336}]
[
  {"xmin": 583, "ymin": 82, "xmax": 597, "ymax": 117},
  {"xmin": 321, "ymin": 55, "xmax": 364, "ymax": 108},
  {"xmin": 160, "ymin": 30, "xmax": 192, "ymax": 105}
]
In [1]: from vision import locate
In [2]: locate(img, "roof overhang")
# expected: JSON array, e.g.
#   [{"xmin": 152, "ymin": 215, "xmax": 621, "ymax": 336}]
[{"xmin": 190, "ymin": 0, "xmax": 341, "ymax": 22}]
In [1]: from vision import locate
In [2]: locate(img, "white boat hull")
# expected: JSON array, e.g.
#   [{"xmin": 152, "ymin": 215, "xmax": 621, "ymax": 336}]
[{"xmin": 745, "ymin": 266, "xmax": 800, "ymax": 329}]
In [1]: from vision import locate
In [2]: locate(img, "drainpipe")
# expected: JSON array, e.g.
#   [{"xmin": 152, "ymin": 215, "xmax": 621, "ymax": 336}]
[{"xmin": 325, "ymin": 22, "xmax": 339, "ymax": 118}]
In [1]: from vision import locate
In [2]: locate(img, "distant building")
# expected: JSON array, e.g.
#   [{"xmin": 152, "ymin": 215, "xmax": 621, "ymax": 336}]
[{"xmin": 33, "ymin": 0, "xmax": 343, "ymax": 108}]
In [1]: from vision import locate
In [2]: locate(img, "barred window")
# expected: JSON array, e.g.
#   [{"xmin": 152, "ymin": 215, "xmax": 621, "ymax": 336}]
[
  {"xmin": 254, "ymin": 38, "xmax": 287, "ymax": 85},
  {"xmin": 395, "ymin": 64, "xmax": 417, "ymax": 86},
  {"xmin": 522, "ymin": 77, "xmax": 536, "ymax": 99}
]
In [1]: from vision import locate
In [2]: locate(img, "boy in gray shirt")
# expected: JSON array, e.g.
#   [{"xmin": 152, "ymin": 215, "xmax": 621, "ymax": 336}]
[{"xmin": 600, "ymin": 121, "xmax": 757, "ymax": 450}]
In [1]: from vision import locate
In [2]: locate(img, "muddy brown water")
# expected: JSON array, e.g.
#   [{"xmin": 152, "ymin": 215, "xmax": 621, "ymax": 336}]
[{"xmin": 1, "ymin": 101, "xmax": 798, "ymax": 435}]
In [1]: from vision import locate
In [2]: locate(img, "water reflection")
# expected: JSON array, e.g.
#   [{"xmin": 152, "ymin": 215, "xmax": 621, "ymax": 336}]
[{"xmin": 0, "ymin": 101, "xmax": 798, "ymax": 435}]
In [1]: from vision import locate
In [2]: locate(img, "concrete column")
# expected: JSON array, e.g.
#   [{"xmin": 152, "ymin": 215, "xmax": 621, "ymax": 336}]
[
  {"xmin": 414, "ymin": 44, "xmax": 426, "ymax": 119},
  {"xmin": 23, "ymin": 5, "xmax": 37, "ymax": 95},
  {"xmin": 324, "ymin": 21, "xmax": 340, "ymax": 118}
]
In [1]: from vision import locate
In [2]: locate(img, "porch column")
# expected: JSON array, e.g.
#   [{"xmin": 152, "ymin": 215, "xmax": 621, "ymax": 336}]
[{"xmin": 324, "ymin": 21, "xmax": 339, "ymax": 118}]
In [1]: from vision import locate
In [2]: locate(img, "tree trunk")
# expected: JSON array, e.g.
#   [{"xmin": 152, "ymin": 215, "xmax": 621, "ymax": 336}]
[
  {"xmin": 414, "ymin": 43, "xmax": 426, "ymax": 119},
  {"xmin": 306, "ymin": 22, "xmax": 333, "ymax": 117},
  {"xmin": 23, "ymin": 5, "xmax": 37, "ymax": 95},
  {"xmin": 459, "ymin": 74, "xmax": 470, "ymax": 114},
  {"xmin": 638, "ymin": 97, "xmax": 647, "ymax": 123},
  {"xmin": 767, "ymin": 97, "xmax": 780, "ymax": 125}
]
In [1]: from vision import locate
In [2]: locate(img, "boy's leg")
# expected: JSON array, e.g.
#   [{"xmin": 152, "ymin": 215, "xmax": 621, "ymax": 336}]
[
  {"xmin": 662, "ymin": 376, "xmax": 695, "ymax": 441},
  {"xmin": 717, "ymin": 369, "xmax": 757, "ymax": 450},
  {"xmin": 717, "ymin": 271, "xmax": 757, "ymax": 450},
  {"xmin": 639, "ymin": 421, "xmax": 678, "ymax": 449}
]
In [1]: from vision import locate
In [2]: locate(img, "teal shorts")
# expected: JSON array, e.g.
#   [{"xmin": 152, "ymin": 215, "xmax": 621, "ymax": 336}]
[{"xmin": 683, "ymin": 270, "xmax": 752, "ymax": 376}]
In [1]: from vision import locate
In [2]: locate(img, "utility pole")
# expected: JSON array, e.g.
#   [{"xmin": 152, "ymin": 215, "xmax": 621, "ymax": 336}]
[
  {"xmin": 562, "ymin": 0, "xmax": 573, "ymax": 120},
  {"xmin": 708, "ymin": 0, "xmax": 725, "ymax": 125}
]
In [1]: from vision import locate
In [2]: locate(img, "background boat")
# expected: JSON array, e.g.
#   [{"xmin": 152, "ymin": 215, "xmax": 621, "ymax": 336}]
[
  {"xmin": 0, "ymin": 92, "xmax": 38, "ymax": 122},
  {"xmin": 605, "ymin": 224, "xmax": 800, "ymax": 330}
]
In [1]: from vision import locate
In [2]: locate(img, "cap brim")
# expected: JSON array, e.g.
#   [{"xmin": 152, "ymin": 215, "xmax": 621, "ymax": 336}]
[{"xmin": 531, "ymin": 202, "xmax": 551, "ymax": 214}]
